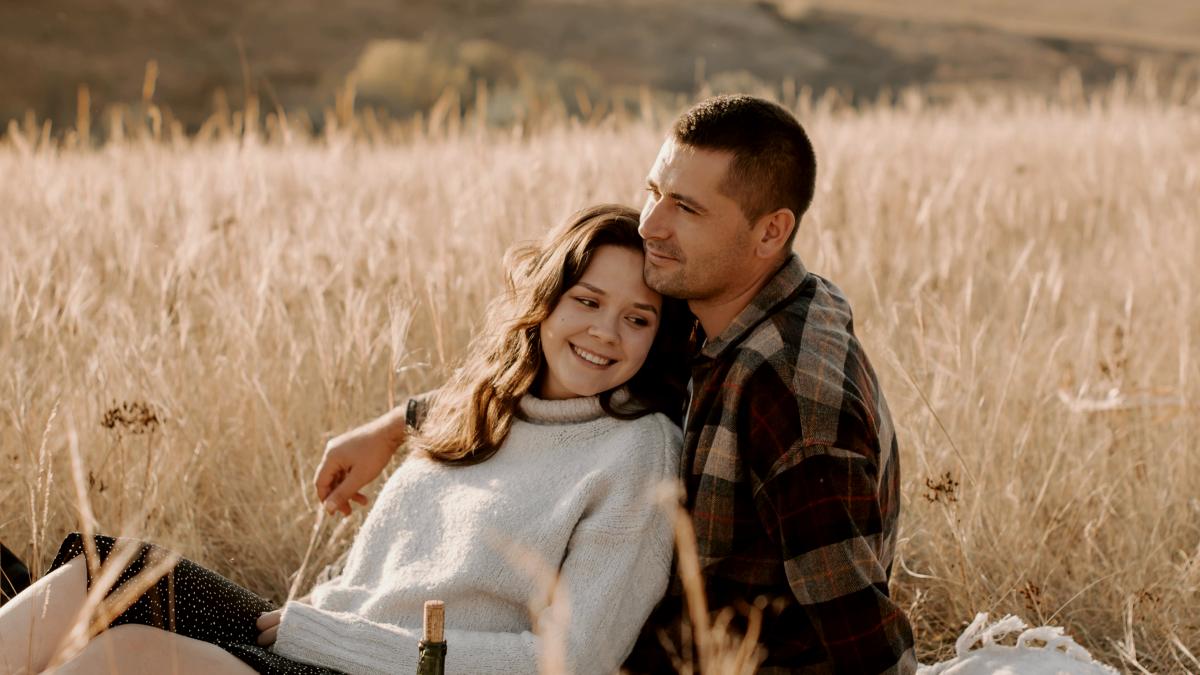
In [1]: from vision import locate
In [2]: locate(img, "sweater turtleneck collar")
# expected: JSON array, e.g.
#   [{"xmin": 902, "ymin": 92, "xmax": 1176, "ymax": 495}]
[{"xmin": 518, "ymin": 387, "xmax": 633, "ymax": 425}]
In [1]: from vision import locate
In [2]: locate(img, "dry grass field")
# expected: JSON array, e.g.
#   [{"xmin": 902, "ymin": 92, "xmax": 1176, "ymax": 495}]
[{"xmin": 2, "ymin": 75, "xmax": 1199, "ymax": 672}]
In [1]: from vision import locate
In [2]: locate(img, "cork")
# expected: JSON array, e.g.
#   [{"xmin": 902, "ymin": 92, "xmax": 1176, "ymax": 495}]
[{"xmin": 423, "ymin": 600, "xmax": 445, "ymax": 643}]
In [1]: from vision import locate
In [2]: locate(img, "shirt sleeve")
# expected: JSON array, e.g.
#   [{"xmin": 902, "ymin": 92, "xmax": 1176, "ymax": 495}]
[
  {"xmin": 755, "ymin": 447, "xmax": 915, "ymax": 673},
  {"xmin": 404, "ymin": 389, "xmax": 436, "ymax": 432},
  {"xmin": 740, "ymin": 368, "xmax": 916, "ymax": 674}
]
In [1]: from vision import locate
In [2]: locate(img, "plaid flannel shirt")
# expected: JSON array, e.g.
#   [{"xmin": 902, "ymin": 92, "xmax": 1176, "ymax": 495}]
[{"xmin": 626, "ymin": 255, "xmax": 915, "ymax": 674}]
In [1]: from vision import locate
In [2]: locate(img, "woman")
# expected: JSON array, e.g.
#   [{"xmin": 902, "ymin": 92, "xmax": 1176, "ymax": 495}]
[{"xmin": 0, "ymin": 204, "xmax": 693, "ymax": 675}]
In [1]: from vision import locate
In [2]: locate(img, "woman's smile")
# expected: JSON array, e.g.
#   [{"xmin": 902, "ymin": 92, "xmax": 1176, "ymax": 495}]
[{"xmin": 570, "ymin": 343, "xmax": 616, "ymax": 368}]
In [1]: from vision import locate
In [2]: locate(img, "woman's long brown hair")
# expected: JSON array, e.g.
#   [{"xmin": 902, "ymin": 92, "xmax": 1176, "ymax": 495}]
[{"xmin": 414, "ymin": 204, "xmax": 693, "ymax": 465}]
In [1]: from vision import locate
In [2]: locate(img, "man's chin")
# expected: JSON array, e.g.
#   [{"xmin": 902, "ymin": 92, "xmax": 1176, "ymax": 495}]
[{"xmin": 644, "ymin": 269, "xmax": 690, "ymax": 299}]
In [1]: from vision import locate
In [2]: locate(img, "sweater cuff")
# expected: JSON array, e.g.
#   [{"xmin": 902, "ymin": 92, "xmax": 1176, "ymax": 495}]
[{"xmin": 274, "ymin": 600, "xmax": 419, "ymax": 675}]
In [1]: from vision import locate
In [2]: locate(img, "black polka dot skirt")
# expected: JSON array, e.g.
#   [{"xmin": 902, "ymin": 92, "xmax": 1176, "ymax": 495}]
[{"xmin": 49, "ymin": 533, "xmax": 343, "ymax": 675}]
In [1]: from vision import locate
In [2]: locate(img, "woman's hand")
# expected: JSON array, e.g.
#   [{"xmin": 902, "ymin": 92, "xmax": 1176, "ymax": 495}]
[
  {"xmin": 256, "ymin": 609, "xmax": 283, "ymax": 646},
  {"xmin": 314, "ymin": 410, "xmax": 407, "ymax": 516}
]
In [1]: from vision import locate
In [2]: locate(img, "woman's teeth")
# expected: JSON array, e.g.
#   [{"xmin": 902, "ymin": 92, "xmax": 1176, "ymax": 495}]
[{"xmin": 572, "ymin": 345, "xmax": 613, "ymax": 366}]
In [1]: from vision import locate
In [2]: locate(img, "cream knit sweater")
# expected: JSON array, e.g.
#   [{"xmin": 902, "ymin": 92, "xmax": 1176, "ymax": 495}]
[{"xmin": 273, "ymin": 394, "xmax": 682, "ymax": 675}]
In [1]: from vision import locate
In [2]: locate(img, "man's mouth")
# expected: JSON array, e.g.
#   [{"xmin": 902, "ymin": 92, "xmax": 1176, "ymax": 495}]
[
  {"xmin": 645, "ymin": 248, "xmax": 677, "ymax": 263},
  {"xmin": 570, "ymin": 343, "xmax": 615, "ymax": 367}
]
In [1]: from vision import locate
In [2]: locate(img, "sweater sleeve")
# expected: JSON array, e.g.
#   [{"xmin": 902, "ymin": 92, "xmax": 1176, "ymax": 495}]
[
  {"xmin": 273, "ymin": 415, "xmax": 682, "ymax": 675},
  {"xmin": 542, "ymin": 414, "xmax": 681, "ymax": 675},
  {"xmin": 274, "ymin": 601, "xmax": 540, "ymax": 675}
]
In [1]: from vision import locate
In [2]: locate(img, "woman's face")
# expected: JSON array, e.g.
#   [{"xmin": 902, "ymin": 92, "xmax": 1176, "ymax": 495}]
[{"xmin": 538, "ymin": 245, "xmax": 663, "ymax": 400}]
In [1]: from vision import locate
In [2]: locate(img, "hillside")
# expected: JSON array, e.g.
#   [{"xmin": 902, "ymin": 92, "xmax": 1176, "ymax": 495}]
[
  {"xmin": 2, "ymin": 0, "xmax": 1197, "ymax": 131},
  {"xmin": 805, "ymin": 0, "xmax": 1200, "ymax": 52}
]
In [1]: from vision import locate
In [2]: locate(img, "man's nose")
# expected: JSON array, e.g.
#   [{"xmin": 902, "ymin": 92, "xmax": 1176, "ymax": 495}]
[{"xmin": 639, "ymin": 199, "xmax": 665, "ymax": 239}]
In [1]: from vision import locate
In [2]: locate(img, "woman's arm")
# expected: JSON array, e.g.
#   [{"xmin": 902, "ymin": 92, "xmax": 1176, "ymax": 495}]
[
  {"xmin": 274, "ymin": 487, "xmax": 676, "ymax": 675},
  {"xmin": 280, "ymin": 415, "xmax": 681, "ymax": 675},
  {"xmin": 274, "ymin": 601, "xmax": 542, "ymax": 675}
]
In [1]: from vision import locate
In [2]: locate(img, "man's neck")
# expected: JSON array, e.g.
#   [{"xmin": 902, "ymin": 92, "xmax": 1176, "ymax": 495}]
[{"xmin": 689, "ymin": 257, "xmax": 786, "ymax": 340}]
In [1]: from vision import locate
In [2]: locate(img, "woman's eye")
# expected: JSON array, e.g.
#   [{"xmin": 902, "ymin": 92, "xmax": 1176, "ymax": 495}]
[
  {"xmin": 627, "ymin": 316, "xmax": 650, "ymax": 327},
  {"xmin": 575, "ymin": 297, "xmax": 598, "ymax": 308}
]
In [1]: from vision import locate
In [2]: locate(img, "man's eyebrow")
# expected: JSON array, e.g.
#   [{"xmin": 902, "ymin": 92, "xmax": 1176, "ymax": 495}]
[
  {"xmin": 646, "ymin": 178, "xmax": 708, "ymax": 214},
  {"xmin": 577, "ymin": 282, "xmax": 659, "ymax": 316}
]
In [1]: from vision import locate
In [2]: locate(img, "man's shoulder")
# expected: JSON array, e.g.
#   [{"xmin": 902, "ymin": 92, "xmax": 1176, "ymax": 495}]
[
  {"xmin": 725, "ymin": 272, "xmax": 888, "ymax": 452},
  {"xmin": 733, "ymin": 272, "xmax": 864, "ymax": 385}
]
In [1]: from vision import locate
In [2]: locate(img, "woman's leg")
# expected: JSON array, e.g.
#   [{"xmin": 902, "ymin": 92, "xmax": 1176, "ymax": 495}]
[
  {"xmin": 42, "ymin": 624, "xmax": 258, "ymax": 675},
  {"xmin": 0, "ymin": 557, "xmax": 88, "ymax": 675}
]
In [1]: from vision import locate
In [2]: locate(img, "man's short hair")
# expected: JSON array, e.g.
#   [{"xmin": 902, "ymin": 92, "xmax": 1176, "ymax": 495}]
[{"xmin": 673, "ymin": 95, "xmax": 817, "ymax": 242}]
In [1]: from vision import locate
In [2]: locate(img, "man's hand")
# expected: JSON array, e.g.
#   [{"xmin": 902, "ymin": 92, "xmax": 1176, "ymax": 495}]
[
  {"xmin": 256, "ymin": 609, "xmax": 282, "ymax": 646},
  {"xmin": 314, "ymin": 410, "xmax": 407, "ymax": 516}
]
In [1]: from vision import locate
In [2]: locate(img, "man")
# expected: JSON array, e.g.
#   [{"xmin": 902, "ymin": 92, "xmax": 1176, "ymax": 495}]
[
  {"xmin": 314, "ymin": 95, "xmax": 915, "ymax": 673},
  {"xmin": 625, "ymin": 96, "xmax": 915, "ymax": 673}
]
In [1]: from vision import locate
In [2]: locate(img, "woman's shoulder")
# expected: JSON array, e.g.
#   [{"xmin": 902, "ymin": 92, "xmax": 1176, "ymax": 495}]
[
  {"xmin": 635, "ymin": 411, "xmax": 683, "ymax": 448},
  {"xmin": 591, "ymin": 412, "xmax": 682, "ymax": 475},
  {"xmin": 599, "ymin": 410, "xmax": 681, "ymax": 445},
  {"xmin": 572, "ymin": 413, "xmax": 682, "ymax": 537}
]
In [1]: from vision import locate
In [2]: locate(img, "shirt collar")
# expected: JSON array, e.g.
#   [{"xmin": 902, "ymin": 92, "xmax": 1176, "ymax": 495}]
[{"xmin": 698, "ymin": 254, "xmax": 809, "ymax": 361}]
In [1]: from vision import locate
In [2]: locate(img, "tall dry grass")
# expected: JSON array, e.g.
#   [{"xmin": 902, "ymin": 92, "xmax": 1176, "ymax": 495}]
[{"xmin": 2, "ymin": 74, "xmax": 1199, "ymax": 672}]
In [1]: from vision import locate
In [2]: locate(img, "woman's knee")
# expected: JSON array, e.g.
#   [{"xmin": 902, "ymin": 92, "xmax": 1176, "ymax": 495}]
[
  {"xmin": 40, "ymin": 626, "xmax": 162, "ymax": 675},
  {"xmin": 91, "ymin": 623, "xmax": 164, "ymax": 651},
  {"xmin": 0, "ymin": 556, "xmax": 89, "ymax": 674},
  {"xmin": 52, "ymin": 625, "xmax": 256, "ymax": 675}
]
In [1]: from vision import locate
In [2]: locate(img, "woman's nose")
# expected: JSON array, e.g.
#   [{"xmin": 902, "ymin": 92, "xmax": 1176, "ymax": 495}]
[{"xmin": 587, "ymin": 318, "xmax": 619, "ymax": 343}]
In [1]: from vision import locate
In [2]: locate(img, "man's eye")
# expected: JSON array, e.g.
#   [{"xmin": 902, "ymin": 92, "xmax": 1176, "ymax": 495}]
[
  {"xmin": 645, "ymin": 186, "xmax": 660, "ymax": 199},
  {"xmin": 677, "ymin": 202, "xmax": 696, "ymax": 214}
]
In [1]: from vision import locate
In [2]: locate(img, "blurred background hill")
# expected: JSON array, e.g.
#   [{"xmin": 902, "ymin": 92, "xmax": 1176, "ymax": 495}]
[{"xmin": 3, "ymin": 0, "xmax": 1199, "ymax": 131}]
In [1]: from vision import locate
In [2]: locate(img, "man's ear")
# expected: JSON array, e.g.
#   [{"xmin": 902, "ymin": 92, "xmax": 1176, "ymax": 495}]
[{"xmin": 754, "ymin": 208, "xmax": 796, "ymax": 259}]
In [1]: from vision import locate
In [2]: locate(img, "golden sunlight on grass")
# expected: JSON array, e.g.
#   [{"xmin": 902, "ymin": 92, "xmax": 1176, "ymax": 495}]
[{"xmin": 2, "ymin": 75, "xmax": 1198, "ymax": 671}]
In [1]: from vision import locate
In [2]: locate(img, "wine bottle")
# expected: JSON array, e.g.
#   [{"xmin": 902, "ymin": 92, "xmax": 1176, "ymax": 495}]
[{"xmin": 417, "ymin": 600, "xmax": 447, "ymax": 675}]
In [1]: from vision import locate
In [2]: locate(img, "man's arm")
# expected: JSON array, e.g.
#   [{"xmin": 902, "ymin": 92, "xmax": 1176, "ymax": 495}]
[
  {"xmin": 740, "ymin": 369, "xmax": 916, "ymax": 674},
  {"xmin": 314, "ymin": 391, "xmax": 434, "ymax": 515},
  {"xmin": 754, "ymin": 446, "xmax": 915, "ymax": 673}
]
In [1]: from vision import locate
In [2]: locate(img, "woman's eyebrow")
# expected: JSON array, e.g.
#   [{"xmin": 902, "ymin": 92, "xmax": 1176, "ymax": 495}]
[{"xmin": 578, "ymin": 282, "xmax": 659, "ymax": 316}]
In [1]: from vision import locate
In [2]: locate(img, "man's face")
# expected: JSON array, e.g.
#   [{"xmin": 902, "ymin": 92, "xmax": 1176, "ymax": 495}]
[{"xmin": 639, "ymin": 137, "xmax": 756, "ymax": 302}]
